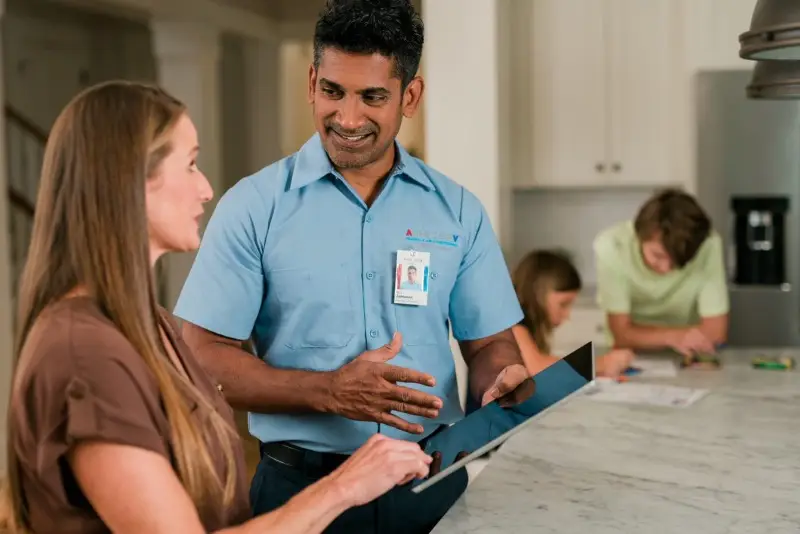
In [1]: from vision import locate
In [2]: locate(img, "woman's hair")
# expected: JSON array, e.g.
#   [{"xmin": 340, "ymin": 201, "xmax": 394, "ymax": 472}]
[
  {"xmin": 0, "ymin": 81, "xmax": 237, "ymax": 531},
  {"xmin": 512, "ymin": 250, "xmax": 582, "ymax": 354}
]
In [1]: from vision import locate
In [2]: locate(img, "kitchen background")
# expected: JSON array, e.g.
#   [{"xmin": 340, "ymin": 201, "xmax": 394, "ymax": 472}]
[{"xmin": 0, "ymin": 0, "xmax": 795, "ymax": 471}]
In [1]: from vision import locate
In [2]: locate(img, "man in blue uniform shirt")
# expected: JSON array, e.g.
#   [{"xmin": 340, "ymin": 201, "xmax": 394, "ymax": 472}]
[{"xmin": 175, "ymin": 1, "xmax": 532, "ymax": 532}]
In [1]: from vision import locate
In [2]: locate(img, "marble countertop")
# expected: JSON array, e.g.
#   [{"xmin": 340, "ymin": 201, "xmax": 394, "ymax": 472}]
[{"xmin": 432, "ymin": 348, "xmax": 800, "ymax": 534}]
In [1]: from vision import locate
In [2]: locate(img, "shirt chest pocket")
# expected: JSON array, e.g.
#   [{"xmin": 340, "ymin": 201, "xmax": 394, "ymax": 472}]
[
  {"xmin": 394, "ymin": 256, "xmax": 459, "ymax": 346},
  {"xmin": 269, "ymin": 266, "xmax": 356, "ymax": 349}
]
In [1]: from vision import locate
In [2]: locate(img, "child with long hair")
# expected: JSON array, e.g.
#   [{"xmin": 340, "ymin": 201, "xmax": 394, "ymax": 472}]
[{"xmin": 511, "ymin": 250, "xmax": 635, "ymax": 378}]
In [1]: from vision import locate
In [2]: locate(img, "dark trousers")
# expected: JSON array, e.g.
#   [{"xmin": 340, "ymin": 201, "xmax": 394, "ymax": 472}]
[{"xmin": 250, "ymin": 439, "xmax": 469, "ymax": 534}]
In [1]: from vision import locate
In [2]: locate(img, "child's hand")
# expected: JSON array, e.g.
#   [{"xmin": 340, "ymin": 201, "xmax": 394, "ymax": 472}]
[{"xmin": 597, "ymin": 349, "xmax": 636, "ymax": 379}]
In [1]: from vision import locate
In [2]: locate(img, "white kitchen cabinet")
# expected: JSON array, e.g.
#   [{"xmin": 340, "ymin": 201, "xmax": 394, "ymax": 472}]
[
  {"xmin": 526, "ymin": 0, "xmax": 607, "ymax": 188},
  {"xmin": 521, "ymin": 0, "xmax": 682, "ymax": 188},
  {"xmin": 607, "ymin": 0, "xmax": 681, "ymax": 187}
]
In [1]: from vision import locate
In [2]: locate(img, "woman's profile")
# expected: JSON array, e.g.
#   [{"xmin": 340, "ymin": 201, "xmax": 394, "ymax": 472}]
[{"xmin": 0, "ymin": 80, "xmax": 431, "ymax": 533}]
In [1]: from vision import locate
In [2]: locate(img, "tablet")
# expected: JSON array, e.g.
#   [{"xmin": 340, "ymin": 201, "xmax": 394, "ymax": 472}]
[{"xmin": 410, "ymin": 341, "xmax": 595, "ymax": 493}]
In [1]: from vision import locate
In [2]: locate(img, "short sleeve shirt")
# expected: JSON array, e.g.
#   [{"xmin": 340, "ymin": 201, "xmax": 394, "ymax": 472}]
[
  {"xmin": 174, "ymin": 134, "xmax": 523, "ymax": 454},
  {"xmin": 594, "ymin": 221, "xmax": 730, "ymax": 330},
  {"xmin": 11, "ymin": 297, "xmax": 251, "ymax": 533}
]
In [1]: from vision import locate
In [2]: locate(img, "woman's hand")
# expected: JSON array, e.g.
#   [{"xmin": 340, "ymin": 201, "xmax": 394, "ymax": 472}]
[
  {"xmin": 596, "ymin": 349, "xmax": 635, "ymax": 379},
  {"xmin": 325, "ymin": 434, "xmax": 432, "ymax": 507}
]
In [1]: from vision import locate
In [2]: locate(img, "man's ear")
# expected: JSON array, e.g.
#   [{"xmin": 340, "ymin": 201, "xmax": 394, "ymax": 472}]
[
  {"xmin": 402, "ymin": 76, "xmax": 425, "ymax": 119},
  {"xmin": 307, "ymin": 64, "xmax": 317, "ymax": 104}
]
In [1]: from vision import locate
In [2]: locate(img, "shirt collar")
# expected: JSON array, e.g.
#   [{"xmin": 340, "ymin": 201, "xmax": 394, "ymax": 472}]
[{"xmin": 289, "ymin": 133, "xmax": 433, "ymax": 191}]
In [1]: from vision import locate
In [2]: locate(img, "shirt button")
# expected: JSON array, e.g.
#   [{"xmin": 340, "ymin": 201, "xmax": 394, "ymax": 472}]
[
  {"xmin": 369, "ymin": 329, "xmax": 378, "ymax": 338},
  {"xmin": 366, "ymin": 272, "xmax": 374, "ymax": 280},
  {"xmin": 365, "ymin": 215, "xmax": 373, "ymax": 223},
  {"xmin": 431, "ymin": 272, "xmax": 438, "ymax": 280}
]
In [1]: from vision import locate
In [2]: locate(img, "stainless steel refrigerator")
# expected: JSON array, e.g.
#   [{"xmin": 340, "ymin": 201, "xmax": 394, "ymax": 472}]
[{"xmin": 696, "ymin": 69, "xmax": 800, "ymax": 347}]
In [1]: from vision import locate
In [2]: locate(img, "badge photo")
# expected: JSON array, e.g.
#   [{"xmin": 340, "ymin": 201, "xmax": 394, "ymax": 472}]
[{"xmin": 394, "ymin": 249, "xmax": 430, "ymax": 307}]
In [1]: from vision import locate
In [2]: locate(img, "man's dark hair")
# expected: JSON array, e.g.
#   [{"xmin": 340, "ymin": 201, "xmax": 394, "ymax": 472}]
[
  {"xmin": 634, "ymin": 189, "xmax": 712, "ymax": 268},
  {"xmin": 313, "ymin": 0, "xmax": 424, "ymax": 88},
  {"xmin": 408, "ymin": 265, "xmax": 417, "ymax": 272}
]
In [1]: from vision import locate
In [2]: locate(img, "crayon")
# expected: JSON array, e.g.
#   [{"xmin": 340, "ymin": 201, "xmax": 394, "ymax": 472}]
[
  {"xmin": 751, "ymin": 356, "xmax": 795, "ymax": 371},
  {"xmin": 622, "ymin": 366, "xmax": 642, "ymax": 376}
]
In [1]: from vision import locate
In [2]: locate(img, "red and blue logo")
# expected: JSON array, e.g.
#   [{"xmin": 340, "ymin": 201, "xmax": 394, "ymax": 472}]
[{"xmin": 405, "ymin": 229, "xmax": 460, "ymax": 247}]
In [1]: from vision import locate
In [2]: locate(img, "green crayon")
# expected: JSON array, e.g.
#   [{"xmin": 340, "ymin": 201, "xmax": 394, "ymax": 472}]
[{"xmin": 751, "ymin": 356, "xmax": 795, "ymax": 370}]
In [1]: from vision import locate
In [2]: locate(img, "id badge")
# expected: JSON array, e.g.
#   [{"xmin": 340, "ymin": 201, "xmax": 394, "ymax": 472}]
[{"xmin": 394, "ymin": 249, "xmax": 430, "ymax": 306}]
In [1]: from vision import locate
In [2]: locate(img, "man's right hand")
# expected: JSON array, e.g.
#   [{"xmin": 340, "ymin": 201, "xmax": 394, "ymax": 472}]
[
  {"xmin": 670, "ymin": 327, "xmax": 715, "ymax": 357},
  {"xmin": 326, "ymin": 332, "xmax": 443, "ymax": 434}
]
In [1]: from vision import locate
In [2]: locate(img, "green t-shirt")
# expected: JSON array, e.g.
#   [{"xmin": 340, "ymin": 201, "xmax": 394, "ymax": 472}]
[{"xmin": 593, "ymin": 221, "xmax": 729, "ymax": 328}]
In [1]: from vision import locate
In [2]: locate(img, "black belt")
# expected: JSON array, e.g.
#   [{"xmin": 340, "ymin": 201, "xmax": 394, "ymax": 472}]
[
  {"xmin": 259, "ymin": 428, "xmax": 442, "ymax": 479},
  {"xmin": 259, "ymin": 441, "xmax": 351, "ymax": 478}
]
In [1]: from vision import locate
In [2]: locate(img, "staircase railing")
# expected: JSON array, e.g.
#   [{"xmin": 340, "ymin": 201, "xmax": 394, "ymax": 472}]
[{"xmin": 5, "ymin": 105, "xmax": 45, "ymax": 315}]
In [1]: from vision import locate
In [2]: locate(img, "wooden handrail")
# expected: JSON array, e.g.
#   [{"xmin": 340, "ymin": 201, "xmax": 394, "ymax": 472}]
[
  {"xmin": 8, "ymin": 187, "xmax": 34, "ymax": 217},
  {"xmin": 5, "ymin": 105, "xmax": 48, "ymax": 144},
  {"xmin": 5, "ymin": 104, "xmax": 46, "ymax": 218}
]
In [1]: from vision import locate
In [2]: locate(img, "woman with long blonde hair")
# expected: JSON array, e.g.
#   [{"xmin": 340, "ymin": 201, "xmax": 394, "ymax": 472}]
[
  {"xmin": 0, "ymin": 80, "xmax": 431, "ymax": 533},
  {"xmin": 511, "ymin": 250, "xmax": 634, "ymax": 377}
]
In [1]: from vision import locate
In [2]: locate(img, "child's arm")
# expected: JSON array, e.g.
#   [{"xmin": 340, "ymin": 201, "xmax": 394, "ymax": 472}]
[{"xmin": 511, "ymin": 324, "xmax": 559, "ymax": 376}]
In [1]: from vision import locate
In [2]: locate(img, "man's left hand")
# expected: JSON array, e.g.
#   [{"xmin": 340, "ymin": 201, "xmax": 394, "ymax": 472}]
[{"xmin": 480, "ymin": 364, "xmax": 534, "ymax": 407}]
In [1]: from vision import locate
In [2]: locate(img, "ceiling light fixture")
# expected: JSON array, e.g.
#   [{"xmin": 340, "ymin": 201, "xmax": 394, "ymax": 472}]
[
  {"xmin": 746, "ymin": 60, "xmax": 800, "ymax": 99},
  {"xmin": 740, "ymin": 0, "xmax": 800, "ymax": 60}
]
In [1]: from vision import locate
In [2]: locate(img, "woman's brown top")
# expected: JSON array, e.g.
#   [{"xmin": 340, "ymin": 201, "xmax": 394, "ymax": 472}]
[{"xmin": 10, "ymin": 297, "xmax": 251, "ymax": 532}]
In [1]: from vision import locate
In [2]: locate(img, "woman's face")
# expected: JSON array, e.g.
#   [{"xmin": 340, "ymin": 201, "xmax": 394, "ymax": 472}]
[
  {"xmin": 146, "ymin": 114, "xmax": 213, "ymax": 262},
  {"xmin": 546, "ymin": 290, "xmax": 579, "ymax": 328}
]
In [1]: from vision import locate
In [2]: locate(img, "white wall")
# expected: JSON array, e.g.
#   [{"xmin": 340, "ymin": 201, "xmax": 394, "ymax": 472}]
[{"xmin": 423, "ymin": 0, "xmax": 512, "ymax": 251}]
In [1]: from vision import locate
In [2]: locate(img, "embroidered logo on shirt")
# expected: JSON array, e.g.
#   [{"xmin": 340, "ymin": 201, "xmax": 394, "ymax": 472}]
[{"xmin": 405, "ymin": 229, "xmax": 460, "ymax": 247}]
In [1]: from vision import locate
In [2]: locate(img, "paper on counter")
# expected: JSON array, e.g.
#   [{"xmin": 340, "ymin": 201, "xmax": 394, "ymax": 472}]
[
  {"xmin": 629, "ymin": 358, "xmax": 679, "ymax": 378},
  {"xmin": 584, "ymin": 380, "xmax": 709, "ymax": 408}
]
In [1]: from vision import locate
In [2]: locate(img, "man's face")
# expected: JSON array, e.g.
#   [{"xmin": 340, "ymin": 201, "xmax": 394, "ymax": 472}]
[
  {"xmin": 641, "ymin": 235, "xmax": 674, "ymax": 274},
  {"xmin": 407, "ymin": 267, "xmax": 417, "ymax": 283},
  {"xmin": 308, "ymin": 47, "xmax": 423, "ymax": 170}
]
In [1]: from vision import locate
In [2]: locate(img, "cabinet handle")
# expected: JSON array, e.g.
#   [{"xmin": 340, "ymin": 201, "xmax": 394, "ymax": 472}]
[
  {"xmin": 595, "ymin": 163, "xmax": 605, "ymax": 172},
  {"xmin": 611, "ymin": 162, "xmax": 622, "ymax": 172}
]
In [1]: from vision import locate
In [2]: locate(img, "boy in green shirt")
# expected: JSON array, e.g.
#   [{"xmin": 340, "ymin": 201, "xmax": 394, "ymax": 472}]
[{"xmin": 593, "ymin": 189, "xmax": 729, "ymax": 357}]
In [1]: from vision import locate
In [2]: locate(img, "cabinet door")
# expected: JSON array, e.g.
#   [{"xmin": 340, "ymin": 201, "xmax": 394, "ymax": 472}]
[
  {"xmin": 525, "ymin": 0, "xmax": 609, "ymax": 188},
  {"xmin": 606, "ymin": 0, "xmax": 682, "ymax": 187}
]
